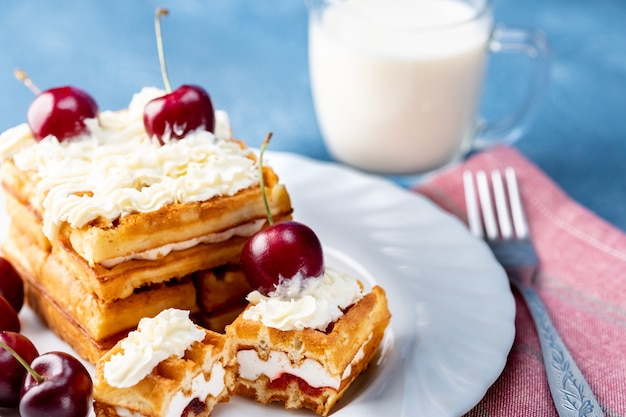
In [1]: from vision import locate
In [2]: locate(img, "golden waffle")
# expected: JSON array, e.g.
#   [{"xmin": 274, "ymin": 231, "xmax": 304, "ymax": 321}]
[
  {"xmin": 3, "ymin": 223, "xmax": 197, "ymax": 339},
  {"xmin": 3, "ymin": 197, "xmax": 282, "ymax": 362},
  {"xmin": 194, "ymin": 266, "xmax": 252, "ymax": 313},
  {"xmin": 94, "ymin": 327, "xmax": 231, "ymax": 417},
  {"xmin": 22, "ymin": 269, "xmax": 122, "ymax": 363},
  {"xmin": 1, "ymin": 185, "xmax": 49, "ymax": 252},
  {"xmin": 224, "ymin": 285, "xmax": 391, "ymax": 416},
  {"xmin": 0, "ymin": 136, "xmax": 292, "ymax": 363},
  {"xmin": 2, "ymin": 160, "xmax": 292, "ymax": 301},
  {"xmin": 193, "ymin": 266, "xmax": 253, "ymax": 333}
]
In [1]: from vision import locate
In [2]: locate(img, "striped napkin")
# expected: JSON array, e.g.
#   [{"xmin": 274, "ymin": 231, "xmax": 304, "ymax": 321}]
[{"xmin": 415, "ymin": 145, "xmax": 626, "ymax": 417}]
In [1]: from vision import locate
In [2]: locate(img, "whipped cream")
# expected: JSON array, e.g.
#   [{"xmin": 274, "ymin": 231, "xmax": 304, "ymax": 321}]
[
  {"xmin": 112, "ymin": 364, "xmax": 226, "ymax": 417},
  {"xmin": 243, "ymin": 266, "xmax": 363, "ymax": 331},
  {"xmin": 237, "ymin": 333, "xmax": 372, "ymax": 390},
  {"xmin": 103, "ymin": 309, "xmax": 205, "ymax": 388},
  {"xmin": 0, "ymin": 87, "xmax": 258, "ymax": 240},
  {"xmin": 168, "ymin": 363, "xmax": 226, "ymax": 416},
  {"xmin": 237, "ymin": 350, "xmax": 341, "ymax": 389}
]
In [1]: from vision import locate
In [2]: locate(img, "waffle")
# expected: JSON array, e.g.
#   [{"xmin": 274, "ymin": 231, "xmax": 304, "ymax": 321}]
[
  {"xmin": 193, "ymin": 266, "xmax": 253, "ymax": 332},
  {"xmin": 224, "ymin": 285, "xmax": 391, "ymax": 416},
  {"xmin": 1, "ymin": 189, "xmax": 276, "ymax": 362},
  {"xmin": 7, "ymin": 229, "xmax": 195, "ymax": 334},
  {"xmin": 94, "ymin": 316, "xmax": 231, "ymax": 417},
  {"xmin": 1, "ymin": 159, "xmax": 292, "ymax": 301},
  {"xmin": 0, "ymin": 87, "xmax": 293, "ymax": 363},
  {"xmin": 23, "ymin": 270, "xmax": 125, "ymax": 363}
]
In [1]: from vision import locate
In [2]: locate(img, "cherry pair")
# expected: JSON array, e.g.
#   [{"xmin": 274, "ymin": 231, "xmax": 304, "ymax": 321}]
[
  {"xmin": 21, "ymin": 8, "xmax": 215, "ymax": 145},
  {"xmin": 0, "ymin": 256, "xmax": 92, "ymax": 417},
  {"xmin": 0, "ymin": 332, "xmax": 93, "ymax": 417},
  {"xmin": 23, "ymin": 80, "xmax": 215, "ymax": 144}
]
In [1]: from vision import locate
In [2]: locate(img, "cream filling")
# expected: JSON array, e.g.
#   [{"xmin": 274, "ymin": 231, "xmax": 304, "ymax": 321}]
[
  {"xmin": 111, "ymin": 363, "xmax": 226, "ymax": 417},
  {"xmin": 168, "ymin": 363, "xmax": 226, "ymax": 417},
  {"xmin": 237, "ymin": 349, "xmax": 341, "ymax": 389},
  {"xmin": 99, "ymin": 219, "xmax": 266, "ymax": 268},
  {"xmin": 237, "ymin": 332, "xmax": 374, "ymax": 391}
]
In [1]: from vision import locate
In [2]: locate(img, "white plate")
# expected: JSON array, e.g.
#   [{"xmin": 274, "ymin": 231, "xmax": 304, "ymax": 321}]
[{"xmin": 4, "ymin": 151, "xmax": 515, "ymax": 417}]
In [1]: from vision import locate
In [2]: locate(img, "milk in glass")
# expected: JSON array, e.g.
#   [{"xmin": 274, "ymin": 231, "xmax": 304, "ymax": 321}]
[{"xmin": 309, "ymin": 0, "xmax": 493, "ymax": 174}]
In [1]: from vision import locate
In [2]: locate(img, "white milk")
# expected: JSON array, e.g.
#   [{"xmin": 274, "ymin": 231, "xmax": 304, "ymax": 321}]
[{"xmin": 309, "ymin": 0, "xmax": 493, "ymax": 174}]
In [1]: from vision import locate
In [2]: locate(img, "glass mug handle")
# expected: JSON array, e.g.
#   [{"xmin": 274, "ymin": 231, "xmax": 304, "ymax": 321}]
[{"xmin": 473, "ymin": 24, "xmax": 551, "ymax": 150}]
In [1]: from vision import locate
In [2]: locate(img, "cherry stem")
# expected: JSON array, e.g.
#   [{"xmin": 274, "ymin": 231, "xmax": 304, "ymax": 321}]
[
  {"xmin": 14, "ymin": 68, "xmax": 41, "ymax": 95},
  {"xmin": 0, "ymin": 340, "xmax": 44, "ymax": 384},
  {"xmin": 155, "ymin": 7, "xmax": 173, "ymax": 93},
  {"xmin": 259, "ymin": 133, "xmax": 274, "ymax": 226}
]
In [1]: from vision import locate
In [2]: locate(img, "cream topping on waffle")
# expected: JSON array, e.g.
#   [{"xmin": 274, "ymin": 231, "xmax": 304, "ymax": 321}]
[
  {"xmin": 99, "ymin": 218, "xmax": 266, "ymax": 268},
  {"xmin": 244, "ymin": 266, "xmax": 363, "ymax": 331},
  {"xmin": 104, "ymin": 309, "xmax": 206, "ymax": 388},
  {"xmin": 1, "ymin": 87, "xmax": 258, "ymax": 240}
]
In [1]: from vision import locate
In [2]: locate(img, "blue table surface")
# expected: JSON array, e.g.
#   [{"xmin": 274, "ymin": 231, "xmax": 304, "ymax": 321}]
[{"xmin": 1, "ymin": 0, "xmax": 625, "ymax": 231}]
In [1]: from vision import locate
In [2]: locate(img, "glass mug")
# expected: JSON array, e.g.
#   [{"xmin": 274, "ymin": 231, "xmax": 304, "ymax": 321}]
[{"xmin": 307, "ymin": 0, "xmax": 550, "ymax": 175}]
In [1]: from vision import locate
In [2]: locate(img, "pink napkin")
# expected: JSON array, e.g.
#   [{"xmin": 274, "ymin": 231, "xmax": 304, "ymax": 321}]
[{"xmin": 415, "ymin": 146, "xmax": 626, "ymax": 417}]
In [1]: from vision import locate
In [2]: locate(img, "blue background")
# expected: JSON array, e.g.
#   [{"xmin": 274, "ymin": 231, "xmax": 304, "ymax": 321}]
[{"xmin": 1, "ymin": 0, "xmax": 625, "ymax": 230}]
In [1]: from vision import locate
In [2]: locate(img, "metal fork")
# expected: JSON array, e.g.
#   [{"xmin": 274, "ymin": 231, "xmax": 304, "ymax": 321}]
[{"xmin": 463, "ymin": 168, "xmax": 604, "ymax": 417}]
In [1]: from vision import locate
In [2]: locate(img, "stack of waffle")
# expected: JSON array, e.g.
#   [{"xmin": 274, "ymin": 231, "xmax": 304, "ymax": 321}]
[{"xmin": 0, "ymin": 87, "xmax": 292, "ymax": 363}]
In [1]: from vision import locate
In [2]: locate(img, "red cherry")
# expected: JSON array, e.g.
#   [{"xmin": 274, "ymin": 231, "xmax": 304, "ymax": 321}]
[
  {"xmin": 241, "ymin": 221, "xmax": 325, "ymax": 296},
  {"xmin": 0, "ymin": 295, "xmax": 20, "ymax": 332},
  {"xmin": 0, "ymin": 256, "xmax": 24, "ymax": 313},
  {"xmin": 20, "ymin": 351, "xmax": 93, "ymax": 417},
  {"xmin": 26, "ymin": 85, "xmax": 99, "ymax": 142},
  {"xmin": 143, "ymin": 84, "xmax": 216, "ymax": 143},
  {"xmin": 0, "ymin": 331, "xmax": 39, "ymax": 407}
]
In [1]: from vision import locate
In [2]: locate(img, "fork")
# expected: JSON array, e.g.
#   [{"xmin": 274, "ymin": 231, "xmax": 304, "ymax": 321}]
[{"xmin": 463, "ymin": 168, "xmax": 604, "ymax": 417}]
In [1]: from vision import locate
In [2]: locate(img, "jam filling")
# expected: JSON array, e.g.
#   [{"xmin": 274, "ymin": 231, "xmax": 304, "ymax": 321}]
[
  {"xmin": 181, "ymin": 397, "xmax": 207, "ymax": 417},
  {"xmin": 268, "ymin": 373, "xmax": 328, "ymax": 397}
]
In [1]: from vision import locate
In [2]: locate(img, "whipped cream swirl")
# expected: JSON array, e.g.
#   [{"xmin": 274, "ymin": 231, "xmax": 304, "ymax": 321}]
[
  {"xmin": 103, "ymin": 309, "xmax": 205, "ymax": 388},
  {"xmin": 0, "ymin": 87, "xmax": 258, "ymax": 240},
  {"xmin": 243, "ymin": 267, "xmax": 363, "ymax": 331}
]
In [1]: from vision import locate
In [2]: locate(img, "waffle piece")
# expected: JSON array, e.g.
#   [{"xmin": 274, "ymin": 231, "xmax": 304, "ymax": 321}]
[
  {"xmin": 22, "ymin": 269, "xmax": 122, "ymax": 363},
  {"xmin": 1, "ymin": 186, "xmax": 49, "ymax": 252},
  {"xmin": 65, "ymin": 173, "xmax": 291, "ymax": 268},
  {"xmin": 1, "ymin": 210, "xmax": 268, "ymax": 363},
  {"xmin": 193, "ymin": 266, "xmax": 252, "ymax": 332},
  {"xmin": 2, "ymin": 159, "xmax": 292, "ymax": 301},
  {"xmin": 224, "ymin": 285, "xmax": 391, "ymax": 416},
  {"xmin": 94, "ymin": 313, "xmax": 231, "ymax": 417},
  {"xmin": 3, "ymin": 222, "xmax": 197, "ymax": 336}
]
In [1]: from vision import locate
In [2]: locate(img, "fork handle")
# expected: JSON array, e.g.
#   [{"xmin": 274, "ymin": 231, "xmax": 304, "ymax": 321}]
[{"xmin": 517, "ymin": 285, "xmax": 605, "ymax": 417}]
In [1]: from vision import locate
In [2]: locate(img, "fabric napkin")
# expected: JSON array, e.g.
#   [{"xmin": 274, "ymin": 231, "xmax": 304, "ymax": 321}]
[{"xmin": 415, "ymin": 145, "xmax": 626, "ymax": 417}]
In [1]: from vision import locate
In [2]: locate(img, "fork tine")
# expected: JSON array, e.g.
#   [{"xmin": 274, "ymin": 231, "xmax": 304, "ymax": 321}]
[
  {"xmin": 463, "ymin": 170, "xmax": 483, "ymax": 237},
  {"xmin": 491, "ymin": 170, "xmax": 514, "ymax": 239},
  {"xmin": 504, "ymin": 167, "xmax": 529, "ymax": 239},
  {"xmin": 476, "ymin": 170, "xmax": 499, "ymax": 240}
]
